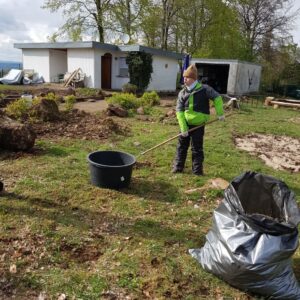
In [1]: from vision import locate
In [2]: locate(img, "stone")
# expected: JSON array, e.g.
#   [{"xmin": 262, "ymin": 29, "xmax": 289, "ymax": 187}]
[
  {"xmin": 106, "ymin": 104, "xmax": 128, "ymax": 117},
  {"xmin": 30, "ymin": 98, "xmax": 60, "ymax": 121},
  {"xmin": 0, "ymin": 113, "xmax": 36, "ymax": 151},
  {"xmin": 166, "ymin": 109, "xmax": 176, "ymax": 117},
  {"xmin": 137, "ymin": 106, "xmax": 144, "ymax": 115}
]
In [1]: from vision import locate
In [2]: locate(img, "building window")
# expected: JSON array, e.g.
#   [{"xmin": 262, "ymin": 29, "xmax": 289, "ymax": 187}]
[{"xmin": 119, "ymin": 57, "xmax": 129, "ymax": 77}]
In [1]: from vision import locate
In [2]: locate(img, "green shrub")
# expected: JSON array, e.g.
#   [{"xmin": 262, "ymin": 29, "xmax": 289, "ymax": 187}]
[
  {"xmin": 32, "ymin": 97, "xmax": 42, "ymax": 106},
  {"xmin": 5, "ymin": 98, "xmax": 30, "ymax": 119},
  {"xmin": 122, "ymin": 83, "xmax": 137, "ymax": 94},
  {"xmin": 45, "ymin": 92, "xmax": 61, "ymax": 105},
  {"xmin": 76, "ymin": 87, "xmax": 102, "ymax": 97},
  {"xmin": 126, "ymin": 51, "xmax": 153, "ymax": 92},
  {"xmin": 107, "ymin": 93, "xmax": 138, "ymax": 110},
  {"xmin": 0, "ymin": 93, "xmax": 5, "ymax": 100},
  {"xmin": 64, "ymin": 95, "xmax": 76, "ymax": 111},
  {"xmin": 140, "ymin": 91, "xmax": 160, "ymax": 107}
]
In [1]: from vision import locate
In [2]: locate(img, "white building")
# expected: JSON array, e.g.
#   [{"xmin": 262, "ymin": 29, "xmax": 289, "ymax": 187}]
[
  {"xmin": 191, "ymin": 58, "xmax": 262, "ymax": 95},
  {"xmin": 14, "ymin": 41, "xmax": 184, "ymax": 92}
]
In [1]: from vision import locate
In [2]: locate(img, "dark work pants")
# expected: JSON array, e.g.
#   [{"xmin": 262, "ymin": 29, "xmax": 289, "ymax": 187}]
[{"xmin": 173, "ymin": 126, "xmax": 205, "ymax": 174}]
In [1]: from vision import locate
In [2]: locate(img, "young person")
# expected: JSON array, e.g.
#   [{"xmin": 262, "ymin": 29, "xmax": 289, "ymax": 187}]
[{"xmin": 172, "ymin": 64, "xmax": 225, "ymax": 175}]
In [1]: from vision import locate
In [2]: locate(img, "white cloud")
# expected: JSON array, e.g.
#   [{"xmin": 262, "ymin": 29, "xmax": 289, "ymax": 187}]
[
  {"xmin": 0, "ymin": 0, "xmax": 63, "ymax": 61},
  {"xmin": 291, "ymin": 1, "xmax": 300, "ymax": 45}
]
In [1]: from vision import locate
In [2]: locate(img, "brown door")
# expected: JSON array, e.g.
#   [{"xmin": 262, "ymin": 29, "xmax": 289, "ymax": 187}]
[{"xmin": 101, "ymin": 53, "xmax": 112, "ymax": 89}]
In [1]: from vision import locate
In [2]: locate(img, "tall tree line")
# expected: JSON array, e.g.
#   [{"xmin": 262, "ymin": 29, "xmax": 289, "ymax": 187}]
[{"xmin": 43, "ymin": 0, "xmax": 300, "ymax": 87}]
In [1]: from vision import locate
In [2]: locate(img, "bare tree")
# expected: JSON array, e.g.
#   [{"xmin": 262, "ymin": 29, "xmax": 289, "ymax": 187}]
[
  {"xmin": 42, "ymin": 0, "xmax": 112, "ymax": 42},
  {"xmin": 160, "ymin": 0, "xmax": 183, "ymax": 50},
  {"xmin": 110, "ymin": 0, "xmax": 148, "ymax": 43},
  {"xmin": 233, "ymin": 0, "xmax": 300, "ymax": 59}
]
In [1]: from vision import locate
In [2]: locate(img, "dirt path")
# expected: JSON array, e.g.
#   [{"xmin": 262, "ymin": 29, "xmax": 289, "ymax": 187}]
[{"xmin": 73, "ymin": 100, "xmax": 108, "ymax": 113}]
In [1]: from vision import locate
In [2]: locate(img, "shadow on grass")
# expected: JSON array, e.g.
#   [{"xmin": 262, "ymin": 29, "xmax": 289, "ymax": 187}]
[
  {"xmin": 0, "ymin": 144, "xmax": 69, "ymax": 161},
  {"xmin": 1, "ymin": 192, "xmax": 202, "ymax": 247},
  {"xmin": 123, "ymin": 177, "xmax": 179, "ymax": 203}
]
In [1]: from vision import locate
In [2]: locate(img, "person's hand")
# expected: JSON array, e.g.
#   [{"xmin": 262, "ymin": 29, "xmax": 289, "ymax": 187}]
[
  {"xmin": 218, "ymin": 115, "xmax": 225, "ymax": 121},
  {"xmin": 181, "ymin": 131, "xmax": 189, "ymax": 137}
]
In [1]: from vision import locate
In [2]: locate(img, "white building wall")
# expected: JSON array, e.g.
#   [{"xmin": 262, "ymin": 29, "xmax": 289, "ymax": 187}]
[
  {"xmin": 109, "ymin": 54, "xmax": 179, "ymax": 91},
  {"xmin": 94, "ymin": 49, "xmax": 103, "ymax": 88},
  {"xmin": 235, "ymin": 63, "xmax": 261, "ymax": 95},
  {"xmin": 22, "ymin": 49, "xmax": 50, "ymax": 81},
  {"xmin": 111, "ymin": 52, "xmax": 129, "ymax": 90},
  {"xmin": 227, "ymin": 62, "xmax": 238, "ymax": 95},
  {"xmin": 49, "ymin": 49, "xmax": 67, "ymax": 82},
  {"xmin": 148, "ymin": 56, "xmax": 178, "ymax": 91},
  {"xmin": 67, "ymin": 49, "xmax": 95, "ymax": 88}
]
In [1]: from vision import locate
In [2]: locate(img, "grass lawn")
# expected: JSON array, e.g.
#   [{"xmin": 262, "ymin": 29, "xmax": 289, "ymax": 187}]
[{"xmin": 0, "ymin": 101, "xmax": 300, "ymax": 299}]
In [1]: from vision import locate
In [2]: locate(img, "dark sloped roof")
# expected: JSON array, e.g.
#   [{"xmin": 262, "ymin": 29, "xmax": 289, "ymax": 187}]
[{"xmin": 14, "ymin": 41, "xmax": 184, "ymax": 59}]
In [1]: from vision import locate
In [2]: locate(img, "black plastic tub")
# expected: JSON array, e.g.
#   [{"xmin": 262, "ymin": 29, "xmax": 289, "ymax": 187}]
[{"xmin": 87, "ymin": 150, "xmax": 136, "ymax": 189}]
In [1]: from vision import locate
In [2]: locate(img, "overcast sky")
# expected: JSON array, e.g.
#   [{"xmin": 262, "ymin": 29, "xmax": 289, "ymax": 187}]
[{"xmin": 0, "ymin": 0, "xmax": 300, "ymax": 62}]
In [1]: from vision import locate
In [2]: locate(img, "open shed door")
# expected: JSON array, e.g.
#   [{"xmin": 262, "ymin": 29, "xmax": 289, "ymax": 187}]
[
  {"xmin": 101, "ymin": 53, "xmax": 112, "ymax": 89},
  {"xmin": 196, "ymin": 63, "xmax": 229, "ymax": 94}
]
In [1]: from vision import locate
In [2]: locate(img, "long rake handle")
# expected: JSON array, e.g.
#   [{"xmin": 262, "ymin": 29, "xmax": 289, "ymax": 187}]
[{"xmin": 139, "ymin": 112, "xmax": 234, "ymax": 156}]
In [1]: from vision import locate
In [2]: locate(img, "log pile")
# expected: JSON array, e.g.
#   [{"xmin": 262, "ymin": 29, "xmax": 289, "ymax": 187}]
[{"xmin": 264, "ymin": 97, "xmax": 300, "ymax": 109}]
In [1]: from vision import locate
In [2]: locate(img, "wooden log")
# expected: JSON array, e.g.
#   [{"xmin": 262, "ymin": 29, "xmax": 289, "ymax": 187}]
[
  {"xmin": 275, "ymin": 98, "xmax": 300, "ymax": 104},
  {"xmin": 264, "ymin": 97, "xmax": 274, "ymax": 106},
  {"xmin": 64, "ymin": 68, "xmax": 80, "ymax": 87},
  {"xmin": 269, "ymin": 100, "xmax": 300, "ymax": 108}
]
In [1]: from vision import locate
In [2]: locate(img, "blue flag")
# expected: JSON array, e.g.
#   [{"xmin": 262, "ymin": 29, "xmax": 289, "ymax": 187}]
[{"xmin": 180, "ymin": 54, "xmax": 190, "ymax": 84}]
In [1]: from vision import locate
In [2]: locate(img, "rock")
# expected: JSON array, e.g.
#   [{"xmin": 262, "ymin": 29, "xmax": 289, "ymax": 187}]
[
  {"xmin": 30, "ymin": 98, "xmax": 60, "ymax": 121},
  {"xmin": 66, "ymin": 87, "xmax": 76, "ymax": 96},
  {"xmin": 0, "ymin": 114, "xmax": 36, "ymax": 151},
  {"xmin": 106, "ymin": 104, "xmax": 128, "ymax": 117},
  {"xmin": 166, "ymin": 109, "xmax": 176, "ymax": 117},
  {"xmin": 137, "ymin": 106, "xmax": 145, "ymax": 115}
]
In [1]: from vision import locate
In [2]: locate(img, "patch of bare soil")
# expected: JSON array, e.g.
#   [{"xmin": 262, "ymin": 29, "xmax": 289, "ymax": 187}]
[
  {"xmin": 28, "ymin": 110, "xmax": 130, "ymax": 140},
  {"xmin": 72, "ymin": 100, "xmax": 108, "ymax": 113},
  {"xmin": 290, "ymin": 116, "xmax": 300, "ymax": 124},
  {"xmin": 234, "ymin": 133, "xmax": 300, "ymax": 172}
]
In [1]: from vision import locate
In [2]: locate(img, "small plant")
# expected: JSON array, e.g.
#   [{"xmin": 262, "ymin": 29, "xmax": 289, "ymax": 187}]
[
  {"xmin": 32, "ymin": 97, "xmax": 42, "ymax": 106},
  {"xmin": 107, "ymin": 93, "xmax": 138, "ymax": 110},
  {"xmin": 140, "ymin": 91, "xmax": 160, "ymax": 107},
  {"xmin": 76, "ymin": 87, "xmax": 102, "ymax": 97},
  {"xmin": 45, "ymin": 92, "xmax": 61, "ymax": 105},
  {"xmin": 0, "ymin": 93, "xmax": 5, "ymax": 99},
  {"xmin": 64, "ymin": 95, "xmax": 76, "ymax": 111},
  {"xmin": 122, "ymin": 83, "xmax": 137, "ymax": 94},
  {"xmin": 5, "ymin": 98, "xmax": 30, "ymax": 119}
]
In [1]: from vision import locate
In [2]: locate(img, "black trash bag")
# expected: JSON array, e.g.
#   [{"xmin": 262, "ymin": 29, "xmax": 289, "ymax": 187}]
[{"xmin": 189, "ymin": 171, "xmax": 300, "ymax": 299}]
